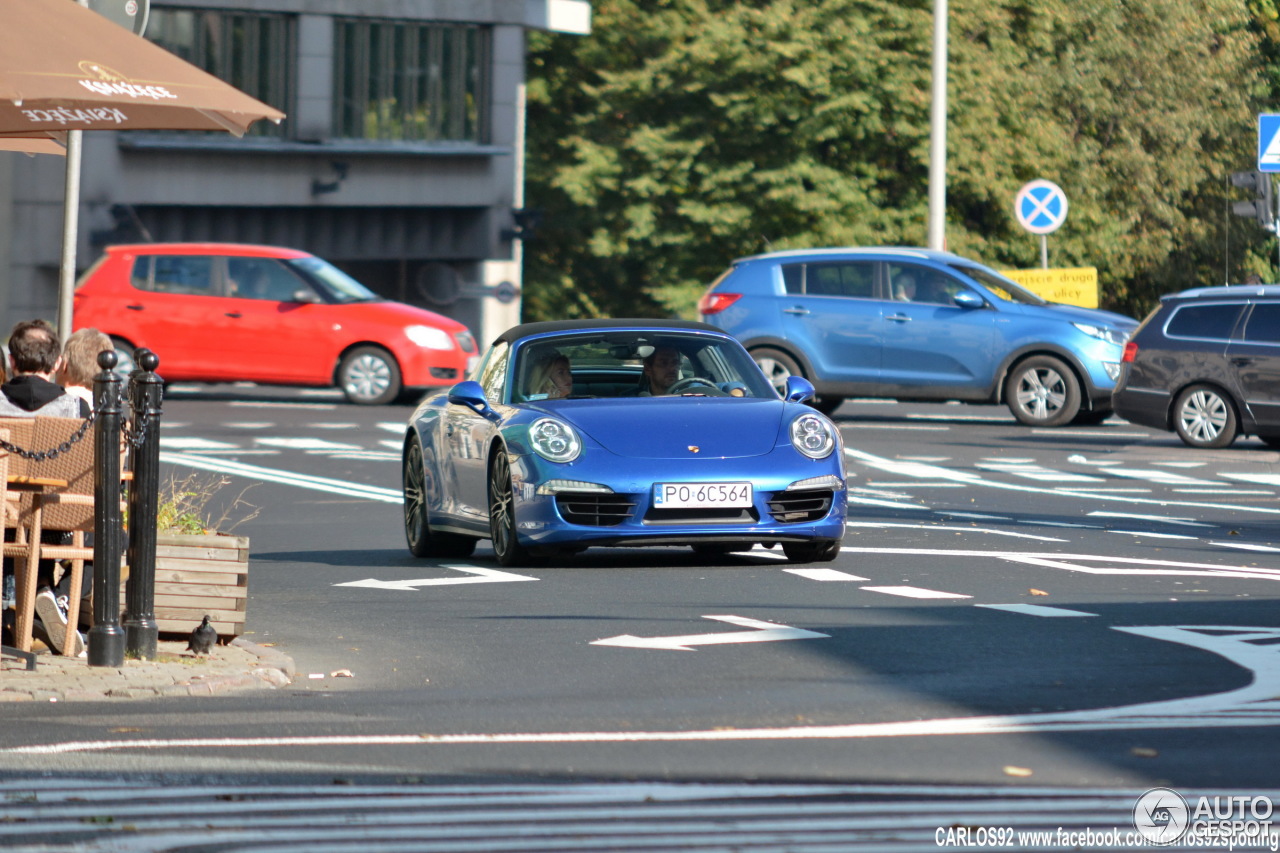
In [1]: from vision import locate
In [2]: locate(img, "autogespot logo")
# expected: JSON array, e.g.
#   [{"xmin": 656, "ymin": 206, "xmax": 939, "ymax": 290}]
[{"xmin": 1134, "ymin": 787, "xmax": 1190, "ymax": 844}]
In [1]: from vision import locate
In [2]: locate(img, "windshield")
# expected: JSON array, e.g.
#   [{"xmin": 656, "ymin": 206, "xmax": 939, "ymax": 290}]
[
  {"xmin": 512, "ymin": 332, "xmax": 777, "ymax": 402},
  {"xmin": 953, "ymin": 264, "xmax": 1048, "ymax": 306},
  {"xmin": 286, "ymin": 257, "xmax": 380, "ymax": 304}
]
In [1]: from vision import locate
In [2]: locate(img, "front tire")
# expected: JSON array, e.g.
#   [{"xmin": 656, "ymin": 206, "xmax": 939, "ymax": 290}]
[
  {"xmin": 751, "ymin": 346, "xmax": 843, "ymax": 414},
  {"xmin": 1173, "ymin": 384, "xmax": 1238, "ymax": 448},
  {"xmin": 782, "ymin": 539, "xmax": 842, "ymax": 563},
  {"xmin": 403, "ymin": 439, "xmax": 476, "ymax": 558},
  {"xmin": 489, "ymin": 450, "xmax": 533, "ymax": 567},
  {"xmin": 1005, "ymin": 355, "xmax": 1081, "ymax": 426},
  {"xmin": 338, "ymin": 346, "xmax": 402, "ymax": 405}
]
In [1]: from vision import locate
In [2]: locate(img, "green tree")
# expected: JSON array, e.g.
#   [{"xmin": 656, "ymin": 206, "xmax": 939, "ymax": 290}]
[{"xmin": 525, "ymin": 0, "xmax": 1266, "ymax": 322}]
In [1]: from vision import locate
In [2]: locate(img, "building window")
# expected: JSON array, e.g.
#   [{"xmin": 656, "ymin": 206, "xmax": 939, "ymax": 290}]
[
  {"xmin": 147, "ymin": 8, "xmax": 293, "ymax": 137},
  {"xmin": 333, "ymin": 19, "xmax": 489, "ymax": 143}
]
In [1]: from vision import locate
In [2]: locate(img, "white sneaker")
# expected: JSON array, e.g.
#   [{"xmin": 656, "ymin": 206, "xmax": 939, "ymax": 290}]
[{"xmin": 35, "ymin": 588, "xmax": 83, "ymax": 657}]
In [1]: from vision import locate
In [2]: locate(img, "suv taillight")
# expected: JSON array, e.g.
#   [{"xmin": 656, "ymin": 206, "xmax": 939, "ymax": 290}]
[
  {"xmin": 698, "ymin": 292, "xmax": 742, "ymax": 316},
  {"xmin": 1122, "ymin": 340, "xmax": 1138, "ymax": 363}
]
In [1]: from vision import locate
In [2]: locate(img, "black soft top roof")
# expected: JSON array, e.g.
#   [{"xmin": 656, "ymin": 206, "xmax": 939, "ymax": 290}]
[{"xmin": 491, "ymin": 318, "xmax": 725, "ymax": 347}]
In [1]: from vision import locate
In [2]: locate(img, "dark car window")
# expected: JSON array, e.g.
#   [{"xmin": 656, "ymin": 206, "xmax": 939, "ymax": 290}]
[
  {"xmin": 1165, "ymin": 303, "xmax": 1245, "ymax": 341},
  {"xmin": 1242, "ymin": 303, "xmax": 1280, "ymax": 344},
  {"xmin": 888, "ymin": 264, "xmax": 966, "ymax": 305},
  {"xmin": 955, "ymin": 265, "xmax": 1047, "ymax": 305},
  {"xmin": 512, "ymin": 332, "xmax": 775, "ymax": 401},
  {"xmin": 287, "ymin": 257, "xmax": 380, "ymax": 304},
  {"xmin": 132, "ymin": 255, "xmax": 215, "ymax": 296},
  {"xmin": 783, "ymin": 262, "xmax": 874, "ymax": 298},
  {"xmin": 227, "ymin": 257, "xmax": 310, "ymax": 302}
]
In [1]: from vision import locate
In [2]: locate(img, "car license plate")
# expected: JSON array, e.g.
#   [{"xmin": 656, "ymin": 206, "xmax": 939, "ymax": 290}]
[{"xmin": 653, "ymin": 482, "xmax": 752, "ymax": 508}]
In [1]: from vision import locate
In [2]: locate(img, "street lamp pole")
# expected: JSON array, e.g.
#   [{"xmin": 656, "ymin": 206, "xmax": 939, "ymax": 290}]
[{"xmin": 927, "ymin": 0, "xmax": 948, "ymax": 251}]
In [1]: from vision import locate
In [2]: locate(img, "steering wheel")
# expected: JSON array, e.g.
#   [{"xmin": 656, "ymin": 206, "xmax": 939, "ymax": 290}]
[{"xmin": 666, "ymin": 376, "xmax": 727, "ymax": 396}]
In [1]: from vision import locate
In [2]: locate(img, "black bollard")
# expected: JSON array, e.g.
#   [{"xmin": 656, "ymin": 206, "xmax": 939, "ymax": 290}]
[
  {"xmin": 88, "ymin": 350, "xmax": 125, "ymax": 667},
  {"xmin": 124, "ymin": 349, "xmax": 161, "ymax": 659}
]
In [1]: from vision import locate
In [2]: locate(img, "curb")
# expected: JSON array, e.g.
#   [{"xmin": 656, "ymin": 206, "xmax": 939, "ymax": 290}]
[{"xmin": 0, "ymin": 636, "xmax": 297, "ymax": 702}]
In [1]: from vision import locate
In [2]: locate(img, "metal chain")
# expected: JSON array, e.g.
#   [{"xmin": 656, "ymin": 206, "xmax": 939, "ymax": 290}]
[
  {"xmin": 121, "ymin": 391, "xmax": 154, "ymax": 450},
  {"xmin": 0, "ymin": 408, "xmax": 97, "ymax": 462},
  {"xmin": 0, "ymin": 374, "xmax": 157, "ymax": 461}
]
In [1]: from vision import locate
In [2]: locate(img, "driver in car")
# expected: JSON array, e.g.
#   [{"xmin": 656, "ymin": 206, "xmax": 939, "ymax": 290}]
[{"xmin": 629, "ymin": 346, "xmax": 683, "ymax": 396}]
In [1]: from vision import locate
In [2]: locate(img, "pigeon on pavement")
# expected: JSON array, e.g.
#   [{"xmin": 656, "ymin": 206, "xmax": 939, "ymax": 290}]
[{"xmin": 187, "ymin": 615, "xmax": 218, "ymax": 656}]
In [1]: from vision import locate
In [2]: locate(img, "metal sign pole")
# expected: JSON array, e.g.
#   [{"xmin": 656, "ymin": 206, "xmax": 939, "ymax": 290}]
[
  {"xmin": 1040, "ymin": 235, "xmax": 1048, "ymax": 269},
  {"xmin": 56, "ymin": 129, "xmax": 82, "ymax": 342}
]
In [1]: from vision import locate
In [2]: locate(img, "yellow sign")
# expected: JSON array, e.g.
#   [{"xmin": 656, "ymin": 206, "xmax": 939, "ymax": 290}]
[{"xmin": 1000, "ymin": 267, "xmax": 1098, "ymax": 308}]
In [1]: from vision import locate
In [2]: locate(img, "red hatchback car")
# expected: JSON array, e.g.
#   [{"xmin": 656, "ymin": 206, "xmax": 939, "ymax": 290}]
[{"xmin": 73, "ymin": 243, "xmax": 478, "ymax": 404}]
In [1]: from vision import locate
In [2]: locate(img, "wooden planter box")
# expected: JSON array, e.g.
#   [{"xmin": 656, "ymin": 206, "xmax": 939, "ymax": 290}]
[{"xmin": 150, "ymin": 532, "xmax": 249, "ymax": 639}]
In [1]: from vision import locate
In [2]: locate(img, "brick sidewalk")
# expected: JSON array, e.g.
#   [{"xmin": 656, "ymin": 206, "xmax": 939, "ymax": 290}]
[{"xmin": 0, "ymin": 638, "xmax": 294, "ymax": 701}]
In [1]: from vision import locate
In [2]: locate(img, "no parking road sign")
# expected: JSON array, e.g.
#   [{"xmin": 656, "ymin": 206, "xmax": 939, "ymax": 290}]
[
  {"xmin": 1259, "ymin": 114, "xmax": 1280, "ymax": 173},
  {"xmin": 1015, "ymin": 179, "xmax": 1068, "ymax": 235}
]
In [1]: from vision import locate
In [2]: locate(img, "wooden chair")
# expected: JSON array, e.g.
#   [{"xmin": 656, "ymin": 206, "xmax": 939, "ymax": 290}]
[
  {"xmin": 1, "ymin": 416, "xmax": 97, "ymax": 656},
  {"xmin": 0, "ymin": 429, "xmax": 33, "ymax": 669}
]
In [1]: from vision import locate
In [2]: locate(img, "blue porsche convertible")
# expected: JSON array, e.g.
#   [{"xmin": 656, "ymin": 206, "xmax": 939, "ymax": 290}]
[{"xmin": 401, "ymin": 319, "xmax": 848, "ymax": 566}]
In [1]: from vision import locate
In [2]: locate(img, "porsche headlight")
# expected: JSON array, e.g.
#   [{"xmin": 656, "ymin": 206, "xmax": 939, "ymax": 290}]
[
  {"xmin": 1071, "ymin": 322, "xmax": 1128, "ymax": 347},
  {"xmin": 790, "ymin": 413, "xmax": 836, "ymax": 459},
  {"xmin": 529, "ymin": 418, "xmax": 581, "ymax": 463},
  {"xmin": 405, "ymin": 324, "xmax": 454, "ymax": 350}
]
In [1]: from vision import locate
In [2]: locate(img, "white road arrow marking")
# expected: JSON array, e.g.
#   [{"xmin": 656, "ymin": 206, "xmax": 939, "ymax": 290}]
[
  {"xmin": 15, "ymin": 625, "xmax": 1280, "ymax": 755},
  {"xmin": 590, "ymin": 615, "xmax": 829, "ymax": 651},
  {"xmin": 335, "ymin": 566, "xmax": 537, "ymax": 591}
]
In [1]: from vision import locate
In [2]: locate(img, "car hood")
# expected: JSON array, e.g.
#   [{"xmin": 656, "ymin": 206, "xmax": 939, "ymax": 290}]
[
  {"xmin": 325, "ymin": 299, "xmax": 467, "ymax": 332},
  {"xmin": 537, "ymin": 398, "xmax": 786, "ymax": 459},
  {"xmin": 1035, "ymin": 302, "xmax": 1138, "ymax": 329}
]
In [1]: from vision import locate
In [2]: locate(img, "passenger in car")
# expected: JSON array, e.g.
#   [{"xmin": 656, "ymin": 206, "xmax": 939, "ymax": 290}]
[
  {"xmin": 527, "ymin": 352, "xmax": 573, "ymax": 400},
  {"xmin": 893, "ymin": 273, "xmax": 917, "ymax": 302}
]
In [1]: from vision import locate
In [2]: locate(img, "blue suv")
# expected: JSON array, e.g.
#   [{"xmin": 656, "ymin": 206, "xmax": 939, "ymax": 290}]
[{"xmin": 698, "ymin": 247, "xmax": 1137, "ymax": 425}]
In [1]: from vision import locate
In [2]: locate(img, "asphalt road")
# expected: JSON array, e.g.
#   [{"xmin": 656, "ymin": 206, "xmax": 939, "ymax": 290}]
[{"xmin": 3, "ymin": 386, "xmax": 1280, "ymax": 848}]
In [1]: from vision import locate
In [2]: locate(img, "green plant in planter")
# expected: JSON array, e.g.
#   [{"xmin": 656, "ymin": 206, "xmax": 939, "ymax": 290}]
[{"xmin": 153, "ymin": 472, "xmax": 260, "ymax": 534}]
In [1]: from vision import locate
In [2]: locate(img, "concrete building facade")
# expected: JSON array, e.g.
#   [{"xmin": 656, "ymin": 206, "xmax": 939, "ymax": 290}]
[{"xmin": 0, "ymin": 0, "xmax": 590, "ymax": 346}]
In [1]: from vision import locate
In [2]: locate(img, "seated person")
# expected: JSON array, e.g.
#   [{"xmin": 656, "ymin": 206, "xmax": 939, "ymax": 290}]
[
  {"xmin": 893, "ymin": 274, "xmax": 917, "ymax": 302},
  {"xmin": 625, "ymin": 346, "xmax": 682, "ymax": 396},
  {"xmin": 526, "ymin": 352, "xmax": 573, "ymax": 399}
]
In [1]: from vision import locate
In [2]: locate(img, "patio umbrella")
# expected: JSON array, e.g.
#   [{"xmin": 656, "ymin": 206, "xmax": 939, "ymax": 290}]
[
  {"xmin": 0, "ymin": 0, "xmax": 286, "ymax": 334},
  {"xmin": 0, "ymin": 0, "xmax": 284, "ymax": 139},
  {"xmin": 0, "ymin": 136, "xmax": 64, "ymax": 156}
]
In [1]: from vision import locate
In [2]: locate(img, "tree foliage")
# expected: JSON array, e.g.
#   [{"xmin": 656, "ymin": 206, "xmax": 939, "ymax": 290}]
[{"xmin": 524, "ymin": 0, "xmax": 1267, "ymax": 322}]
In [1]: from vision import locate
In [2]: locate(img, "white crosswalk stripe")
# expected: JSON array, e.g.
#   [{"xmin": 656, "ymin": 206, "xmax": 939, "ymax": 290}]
[
  {"xmin": 860, "ymin": 585, "xmax": 971, "ymax": 600},
  {"xmin": 975, "ymin": 461, "xmax": 1103, "ymax": 482},
  {"xmin": 0, "ymin": 777, "xmax": 1235, "ymax": 852}
]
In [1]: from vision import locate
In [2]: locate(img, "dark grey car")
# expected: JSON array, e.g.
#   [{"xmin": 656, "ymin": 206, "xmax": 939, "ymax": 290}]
[{"xmin": 1112, "ymin": 284, "xmax": 1280, "ymax": 448}]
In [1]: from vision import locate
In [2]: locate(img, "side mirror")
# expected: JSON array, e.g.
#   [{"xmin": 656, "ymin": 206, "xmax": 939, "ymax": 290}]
[
  {"xmin": 784, "ymin": 375, "xmax": 816, "ymax": 403},
  {"xmin": 447, "ymin": 380, "xmax": 497, "ymax": 419},
  {"xmin": 953, "ymin": 291, "xmax": 985, "ymax": 310},
  {"xmin": 292, "ymin": 288, "xmax": 322, "ymax": 304}
]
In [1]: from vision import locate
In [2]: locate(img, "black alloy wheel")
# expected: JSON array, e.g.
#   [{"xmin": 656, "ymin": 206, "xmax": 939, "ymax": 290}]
[
  {"xmin": 403, "ymin": 439, "xmax": 476, "ymax": 558},
  {"xmin": 489, "ymin": 450, "xmax": 532, "ymax": 567}
]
